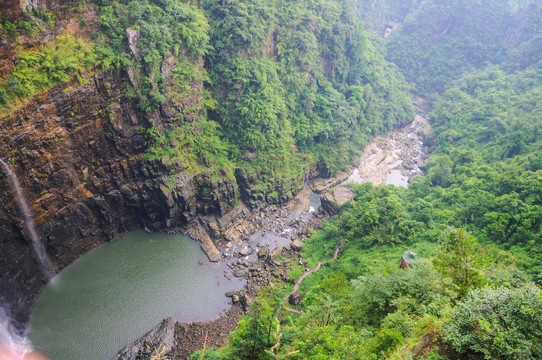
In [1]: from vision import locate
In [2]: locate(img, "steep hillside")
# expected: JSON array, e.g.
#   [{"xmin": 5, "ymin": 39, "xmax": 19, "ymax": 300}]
[
  {"xmin": 0, "ymin": 0, "xmax": 413, "ymax": 324},
  {"xmin": 358, "ymin": 0, "xmax": 542, "ymax": 98}
]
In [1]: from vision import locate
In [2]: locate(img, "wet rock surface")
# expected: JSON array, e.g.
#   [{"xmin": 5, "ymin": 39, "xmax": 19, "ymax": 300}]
[{"xmin": 344, "ymin": 106, "xmax": 432, "ymax": 187}]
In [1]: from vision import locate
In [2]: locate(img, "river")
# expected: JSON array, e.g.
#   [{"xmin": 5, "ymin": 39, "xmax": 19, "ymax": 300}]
[{"xmin": 27, "ymin": 230, "xmax": 245, "ymax": 360}]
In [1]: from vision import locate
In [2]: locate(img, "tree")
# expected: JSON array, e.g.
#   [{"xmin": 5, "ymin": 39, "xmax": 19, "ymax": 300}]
[
  {"xmin": 432, "ymin": 228, "xmax": 488, "ymax": 298},
  {"xmin": 427, "ymin": 155, "xmax": 454, "ymax": 187},
  {"xmin": 227, "ymin": 313, "xmax": 269, "ymax": 360},
  {"xmin": 443, "ymin": 285, "xmax": 542, "ymax": 359}
]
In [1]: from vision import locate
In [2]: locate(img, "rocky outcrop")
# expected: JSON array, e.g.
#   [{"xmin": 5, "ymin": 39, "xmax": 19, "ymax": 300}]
[
  {"xmin": 320, "ymin": 187, "xmax": 355, "ymax": 215},
  {"xmin": 187, "ymin": 224, "xmax": 221, "ymax": 262},
  {"xmin": 115, "ymin": 318, "xmax": 177, "ymax": 360},
  {"xmin": 115, "ymin": 305, "xmax": 243, "ymax": 360},
  {"xmin": 0, "ymin": 0, "xmax": 27, "ymax": 22},
  {"xmin": 235, "ymin": 167, "xmax": 302, "ymax": 210}
]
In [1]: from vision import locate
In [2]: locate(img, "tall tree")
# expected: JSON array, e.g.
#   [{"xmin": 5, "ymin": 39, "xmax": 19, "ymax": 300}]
[{"xmin": 433, "ymin": 228, "xmax": 489, "ymax": 297}]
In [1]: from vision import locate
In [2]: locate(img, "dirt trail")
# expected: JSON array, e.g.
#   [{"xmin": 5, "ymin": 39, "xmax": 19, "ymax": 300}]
[{"xmin": 284, "ymin": 238, "xmax": 344, "ymax": 314}]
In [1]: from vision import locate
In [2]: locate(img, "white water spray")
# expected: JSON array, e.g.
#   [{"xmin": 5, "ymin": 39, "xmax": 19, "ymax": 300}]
[
  {"xmin": 0, "ymin": 158, "xmax": 53, "ymax": 279},
  {"xmin": 0, "ymin": 307, "xmax": 31, "ymax": 359}
]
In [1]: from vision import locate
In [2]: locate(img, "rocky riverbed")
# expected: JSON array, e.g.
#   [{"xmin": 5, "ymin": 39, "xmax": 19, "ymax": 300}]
[
  {"xmin": 321, "ymin": 97, "xmax": 432, "ymax": 212},
  {"xmin": 114, "ymin": 171, "xmax": 352, "ymax": 359},
  {"xmin": 344, "ymin": 114, "xmax": 431, "ymax": 187}
]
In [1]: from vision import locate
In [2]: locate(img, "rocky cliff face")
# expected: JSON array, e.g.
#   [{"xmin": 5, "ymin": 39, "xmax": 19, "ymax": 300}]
[
  {"xmin": 0, "ymin": 3, "xmax": 239, "ymax": 325},
  {"xmin": 0, "ymin": 0, "xmax": 309, "ymax": 325},
  {"xmin": 0, "ymin": 70, "xmax": 179, "ymax": 324}
]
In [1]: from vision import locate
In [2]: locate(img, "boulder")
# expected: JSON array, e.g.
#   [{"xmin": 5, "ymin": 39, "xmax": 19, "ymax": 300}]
[
  {"xmin": 188, "ymin": 224, "xmax": 221, "ymax": 262},
  {"xmin": 288, "ymin": 292, "xmax": 301, "ymax": 306},
  {"xmin": 320, "ymin": 186, "xmax": 355, "ymax": 215},
  {"xmin": 258, "ymin": 246, "xmax": 269, "ymax": 259},
  {"xmin": 233, "ymin": 268, "xmax": 247, "ymax": 278},
  {"xmin": 291, "ymin": 240, "xmax": 303, "ymax": 251},
  {"xmin": 126, "ymin": 28, "xmax": 139, "ymax": 58},
  {"xmin": 114, "ymin": 318, "xmax": 176, "ymax": 360},
  {"xmin": 270, "ymin": 247, "xmax": 281, "ymax": 261},
  {"xmin": 240, "ymin": 293, "xmax": 254, "ymax": 311}
]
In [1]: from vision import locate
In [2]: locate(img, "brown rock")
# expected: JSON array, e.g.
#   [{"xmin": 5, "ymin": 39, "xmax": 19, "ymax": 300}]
[
  {"xmin": 291, "ymin": 240, "xmax": 303, "ymax": 251},
  {"xmin": 114, "ymin": 318, "xmax": 176, "ymax": 360},
  {"xmin": 288, "ymin": 292, "xmax": 301, "ymax": 306},
  {"xmin": 187, "ymin": 225, "xmax": 221, "ymax": 262},
  {"xmin": 126, "ymin": 28, "xmax": 139, "ymax": 58},
  {"xmin": 258, "ymin": 246, "xmax": 269, "ymax": 259},
  {"xmin": 270, "ymin": 247, "xmax": 281, "ymax": 261},
  {"xmin": 320, "ymin": 186, "xmax": 355, "ymax": 215}
]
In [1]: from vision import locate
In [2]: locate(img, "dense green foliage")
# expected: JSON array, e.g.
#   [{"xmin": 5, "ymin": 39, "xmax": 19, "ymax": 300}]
[
  {"xmin": 444, "ymin": 285, "xmax": 542, "ymax": 359},
  {"xmin": 202, "ymin": 0, "xmax": 412, "ymax": 173},
  {"xmin": 94, "ymin": 0, "xmax": 230, "ymax": 172},
  {"xmin": 0, "ymin": 34, "xmax": 96, "ymax": 110},
  {"xmin": 199, "ymin": 61, "xmax": 542, "ymax": 360},
  {"xmin": 432, "ymin": 229, "xmax": 489, "ymax": 297},
  {"xmin": 91, "ymin": 0, "xmax": 413, "ymax": 187}
]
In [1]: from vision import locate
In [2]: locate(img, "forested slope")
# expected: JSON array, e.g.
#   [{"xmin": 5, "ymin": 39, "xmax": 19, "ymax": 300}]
[
  {"xmin": 357, "ymin": 0, "xmax": 542, "ymax": 98},
  {"xmin": 189, "ymin": 62, "xmax": 542, "ymax": 360},
  {"xmin": 83, "ymin": 0, "xmax": 413, "ymax": 202},
  {"xmin": 190, "ymin": 2, "xmax": 542, "ymax": 359}
]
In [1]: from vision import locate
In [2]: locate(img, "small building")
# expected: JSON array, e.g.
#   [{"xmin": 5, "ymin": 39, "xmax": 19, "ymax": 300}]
[{"xmin": 400, "ymin": 250, "xmax": 418, "ymax": 269}]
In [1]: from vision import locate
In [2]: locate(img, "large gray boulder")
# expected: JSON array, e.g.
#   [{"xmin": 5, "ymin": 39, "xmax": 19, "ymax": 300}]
[{"xmin": 114, "ymin": 318, "xmax": 176, "ymax": 360}]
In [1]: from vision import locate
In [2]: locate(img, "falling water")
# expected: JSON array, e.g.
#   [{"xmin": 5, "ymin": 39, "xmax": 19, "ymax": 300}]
[
  {"xmin": 303, "ymin": 165, "xmax": 310, "ymax": 189},
  {"xmin": 0, "ymin": 158, "xmax": 53, "ymax": 279}
]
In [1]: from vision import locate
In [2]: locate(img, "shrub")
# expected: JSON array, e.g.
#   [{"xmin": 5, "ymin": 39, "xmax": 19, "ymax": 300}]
[{"xmin": 1, "ymin": 34, "xmax": 96, "ymax": 108}]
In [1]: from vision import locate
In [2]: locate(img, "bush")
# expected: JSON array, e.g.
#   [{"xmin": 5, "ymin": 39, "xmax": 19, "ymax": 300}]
[
  {"xmin": 1, "ymin": 34, "xmax": 96, "ymax": 107},
  {"xmin": 189, "ymin": 349, "xmax": 224, "ymax": 360},
  {"xmin": 443, "ymin": 285, "xmax": 542, "ymax": 359}
]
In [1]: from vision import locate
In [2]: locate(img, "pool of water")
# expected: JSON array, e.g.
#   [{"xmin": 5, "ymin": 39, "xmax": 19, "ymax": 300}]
[{"xmin": 27, "ymin": 230, "xmax": 244, "ymax": 360}]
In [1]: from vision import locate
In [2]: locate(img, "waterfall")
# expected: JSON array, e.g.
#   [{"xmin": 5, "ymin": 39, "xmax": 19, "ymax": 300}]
[
  {"xmin": 0, "ymin": 158, "xmax": 53, "ymax": 279},
  {"xmin": 303, "ymin": 165, "xmax": 310, "ymax": 189},
  {"xmin": 0, "ymin": 307, "xmax": 31, "ymax": 359}
]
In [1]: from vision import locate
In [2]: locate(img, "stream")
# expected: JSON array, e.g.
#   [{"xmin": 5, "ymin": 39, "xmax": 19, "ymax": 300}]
[{"xmin": 27, "ymin": 230, "xmax": 245, "ymax": 360}]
